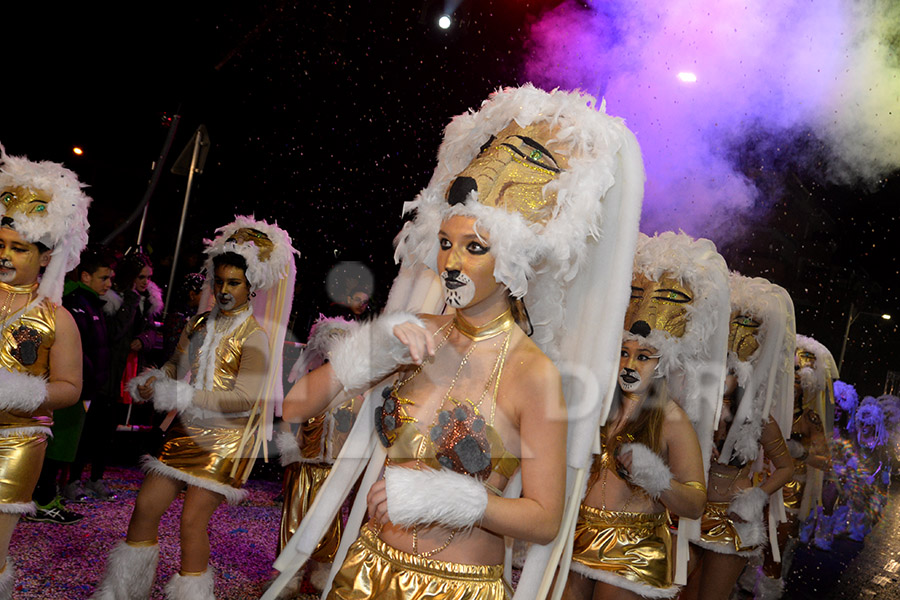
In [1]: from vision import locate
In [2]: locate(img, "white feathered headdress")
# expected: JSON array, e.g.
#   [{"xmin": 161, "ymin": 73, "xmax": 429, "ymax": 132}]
[
  {"xmin": 624, "ymin": 232, "xmax": 730, "ymax": 443},
  {"xmin": 794, "ymin": 333, "xmax": 838, "ymax": 519},
  {"xmin": 0, "ymin": 144, "xmax": 91, "ymax": 303},
  {"xmin": 395, "ymin": 83, "xmax": 637, "ymax": 358},
  {"xmin": 718, "ymin": 274, "xmax": 796, "ymax": 466},
  {"xmin": 796, "ymin": 334, "xmax": 838, "ymax": 398},
  {"xmin": 203, "ymin": 215, "xmax": 297, "ymax": 292}
]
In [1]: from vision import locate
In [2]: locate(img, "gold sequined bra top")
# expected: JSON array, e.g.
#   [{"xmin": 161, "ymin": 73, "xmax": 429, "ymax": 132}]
[{"xmin": 375, "ymin": 311, "xmax": 521, "ymax": 482}]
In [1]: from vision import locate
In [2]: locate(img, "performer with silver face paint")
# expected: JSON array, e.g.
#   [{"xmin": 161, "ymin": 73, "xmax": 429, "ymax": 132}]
[{"xmin": 93, "ymin": 217, "xmax": 297, "ymax": 600}]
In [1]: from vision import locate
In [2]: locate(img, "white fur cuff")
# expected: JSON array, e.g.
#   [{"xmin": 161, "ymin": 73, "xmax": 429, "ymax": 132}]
[
  {"xmin": 126, "ymin": 369, "xmax": 167, "ymax": 403},
  {"xmin": 728, "ymin": 486, "xmax": 768, "ymax": 522},
  {"xmin": 621, "ymin": 443, "xmax": 672, "ymax": 500},
  {"xmin": 165, "ymin": 566, "xmax": 215, "ymax": 600},
  {"xmin": 385, "ymin": 466, "xmax": 488, "ymax": 530},
  {"xmin": 329, "ymin": 312, "xmax": 423, "ymax": 393},
  {"xmin": 151, "ymin": 378, "xmax": 194, "ymax": 413},
  {"xmin": 0, "ymin": 370, "xmax": 47, "ymax": 413},
  {"xmin": 275, "ymin": 430, "xmax": 302, "ymax": 467}
]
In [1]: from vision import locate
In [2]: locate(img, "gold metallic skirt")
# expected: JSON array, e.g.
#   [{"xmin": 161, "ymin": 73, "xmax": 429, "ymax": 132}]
[
  {"xmin": 327, "ymin": 523, "xmax": 508, "ymax": 600},
  {"xmin": 156, "ymin": 420, "xmax": 256, "ymax": 491},
  {"xmin": 280, "ymin": 461, "xmax": 342, "ymax": 561},
  {"xmin": 0, "ymin": 432, "xmax": 47, "ymax": 510},
  {"xmin": 571, "ymin": 505, "xmax": 676, "ymax": 597},
  {"xmin": 696, "ymin": 501, "xmax": 757, "ymax": 555}
]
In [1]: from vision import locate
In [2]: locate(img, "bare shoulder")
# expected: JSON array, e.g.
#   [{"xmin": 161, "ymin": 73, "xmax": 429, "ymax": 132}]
[
  {"xmin": 661, "ymin": 400, "xmax": 695, "ymax": 437},
  {"xmin": 53, "ymin": 305, "xmax": 79, "ymax": 337},
  {"xmin": 662, "ymin": 399, "xmax": 690, "ymax": 422},
  {"xmin": 505, "ymin": 332, "xmax": 561, "ymax": 400}
]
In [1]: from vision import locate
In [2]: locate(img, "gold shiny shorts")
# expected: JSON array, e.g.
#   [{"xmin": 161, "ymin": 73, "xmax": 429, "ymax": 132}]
[
  {"xmin": 156, "ymin": 420, "xmax": 255, "ymax": 490},
  {"xmin": 327, "ymin": 524, "xmax": 508, "ymax": 600},
  {"xmin": 0, "ymin": 432, "xmax": 47, "ymax": 509},
  {"xmin": 571, "ymin": 505, "xmax": 676, "ymax": 596},
  {"xmin": 280, "ymin": 461, "xmax": 342, "ymax": 561},
  {"xmin": 697, "ymin": 501, "xmax": 757, "ymax": 555}
]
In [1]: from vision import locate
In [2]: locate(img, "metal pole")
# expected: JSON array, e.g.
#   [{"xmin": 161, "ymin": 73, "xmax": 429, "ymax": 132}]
[
  {"xmin": 837, "ymin": 302, "xmax": 855, "ymax": 373},
  {"xmin": 136, "ymin": 201, "xmax": 150, "ymax": 246},
  {"xmin": 162, "ymin": 130, "xmax": 202, "ymax": 318},
  {"xmin": 102, "ymin": 115, "xmax": 181, "ymax": 245}
]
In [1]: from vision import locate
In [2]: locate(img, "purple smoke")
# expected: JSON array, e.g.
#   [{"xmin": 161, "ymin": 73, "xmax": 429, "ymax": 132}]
[{"xmin": 522, "ymin": 0, "xmax": 900, "ymax": 243}]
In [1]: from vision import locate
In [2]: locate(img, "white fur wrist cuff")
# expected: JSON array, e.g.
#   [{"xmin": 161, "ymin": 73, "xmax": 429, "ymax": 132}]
[
  {"xmin": 151, "ymin": 378, "xmax": 194, "ymax": 413},
  {"xmin": 728, "ymin": 486, "xmax": 768, "ymax": 522},
  {"xmin": 329, "ymin": 312, "xmax": 423, "ymax": 392},
  {"xmin": 621, "ymin": 443, "xmax": 672, "ymax": 500},
  {"xmin": 385, "ymin": 466, "xmax": 488, "ymax": 530},
  {"xmin": 126, "ymin": 369, "xmax": 167, "ymax": 403},
  {"xmin": 0, "ymin": 370, "xmax": 48, "ymax": 413},
  {"xmin": 275, "ymin": 430, "xmax": 302, "ymax": 467}
]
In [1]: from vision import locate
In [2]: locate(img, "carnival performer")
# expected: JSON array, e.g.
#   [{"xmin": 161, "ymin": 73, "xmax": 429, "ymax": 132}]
[
  {"xmin": 832, "ymin": 381, "xmax": 859, "ymax": 443},
  {"xmin": 265, "ymin": 84, "xmax": 645, "ymax": 600},
  {"xmin": 755, "ymin": 333, "xmax": 837, "ymax": 597},
  {"xmin": 831, "ymin": 398, "xmax": 891, "ymax": 542},
  {"xmin": 92, "ymin": 216, "xmax": 297, "ymax": 600},
  {"xmin": 679, "ymin": 274, "xmax": 795, "ymax": 600},
  {"xmin": 563, "ymin": 231, "xmax": 730, "ymax": 600},
  {"xmin": 275, "ymin": 315, "xmax": 361, "ymax": 597},
  {"xmin": 0, "ymin": 144, "xmax": 90, "ymax": 598}
]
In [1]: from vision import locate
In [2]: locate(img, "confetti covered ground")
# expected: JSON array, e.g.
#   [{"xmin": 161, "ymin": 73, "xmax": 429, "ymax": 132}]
[{"xmin": 9, "ymin": 464, "xmax": 309, "ymax": 600}]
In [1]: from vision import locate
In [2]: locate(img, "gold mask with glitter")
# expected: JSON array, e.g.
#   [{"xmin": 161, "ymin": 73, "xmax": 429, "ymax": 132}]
[
  {"xmin": 446, "ymin": 121, "xmax": 569, "ymax": 224},
  {"xmin": 624, "ymin": 272, "xmax": 693, "ymax": 338},
  {"xmin": 728, "ymin": 312, "xmax": 761, "ymax": 362},
  {"xmin": 796, "ymin": 348, "xmax": 817, "ymax": 371},
  {"xmin": 226, "ymin": 227, "xmax": 274, "ymax": 262},
  {"xmin": 0, "ymin": 186, "xmax": 52, "ymax": 221}
]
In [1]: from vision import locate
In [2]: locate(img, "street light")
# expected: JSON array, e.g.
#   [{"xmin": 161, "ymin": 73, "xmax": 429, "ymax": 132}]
[{"xmin": 838, "ymin": 302, "xmax": 892, "ymax": 372}]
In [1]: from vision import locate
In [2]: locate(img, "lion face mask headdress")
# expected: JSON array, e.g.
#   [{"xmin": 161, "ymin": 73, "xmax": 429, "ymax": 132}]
[
  {"xmin": 718, "ymin": 273, "xmax": 796, "ymax": 466},
  {"xmin": 0, "ymin": 144, "xmax": 91, "ymax": 303},
  {"xmin": 395, "ymin": 84, "xmax": 639, "ymax": 358}
]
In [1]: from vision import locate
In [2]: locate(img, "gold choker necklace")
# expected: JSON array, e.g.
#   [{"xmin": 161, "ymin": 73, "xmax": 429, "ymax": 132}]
[
  {"xmin": 0, "ymin": 281, "xmax": 38, "ymax": 294},
  {"xmin": 0, "ymin": 281, "xmax": 38, "ymax": 323},
  {"xmin": 454, "ymin": 309, "xmax": 515, "ymax": 341}
]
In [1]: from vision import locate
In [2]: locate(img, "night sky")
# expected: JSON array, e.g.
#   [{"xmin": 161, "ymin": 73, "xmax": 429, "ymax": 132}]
[{"xmin": 4, "ymin": 0, "xmax": 898, "ymax": 396}]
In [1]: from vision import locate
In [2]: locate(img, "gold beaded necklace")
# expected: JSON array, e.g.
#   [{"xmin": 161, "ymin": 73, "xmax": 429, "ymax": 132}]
[{"xmin": 392, "ymin": 309, "xmax": 515, "ymax": 557}]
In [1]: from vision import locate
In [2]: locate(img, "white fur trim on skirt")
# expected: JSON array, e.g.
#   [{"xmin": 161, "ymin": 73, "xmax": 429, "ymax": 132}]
[
  {"xmin": 568, "ymin": 560, "xmax": 680, "ymax": 599},
  {"xmin": 692, "ymin": 537, "xmax": 762, "ymax": 559},
  {"xmin": 139, "ymin": 456, "xmax": 247, "ymax": 505}
]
